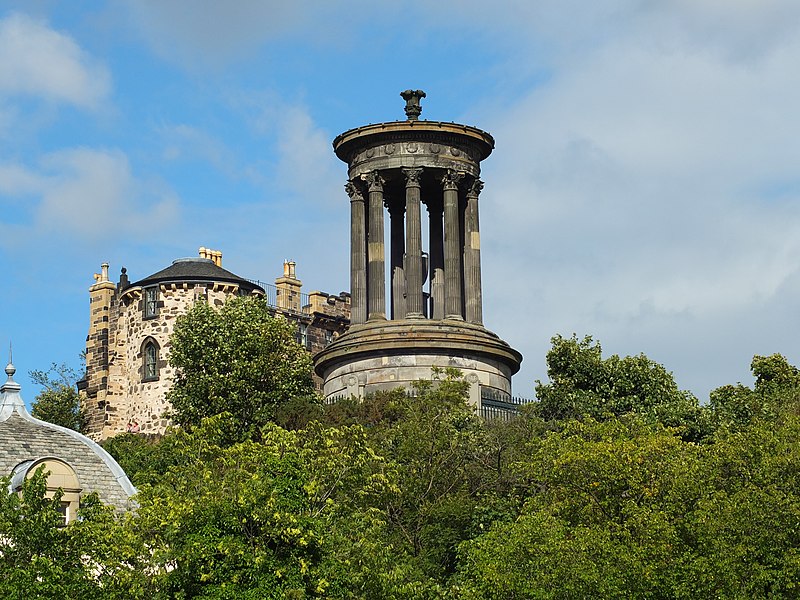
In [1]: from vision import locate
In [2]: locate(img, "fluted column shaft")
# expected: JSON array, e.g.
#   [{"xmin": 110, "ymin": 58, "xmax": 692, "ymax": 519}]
[
  {"xmin": 366, "ymin": 171, "xmax": 386, "ymax": 320},
  {"xmin": 403, "ymin": 168, "xmax": 424, "ymax": 318},
  {"xmin": 443, "ymin": 169, "xmax": 464, "ymax": 320},
  {"xmin": 428, "ymin": 199, "xmax": 444, "ymax": 320},
  {"xmin": 464, "ymin": 178, "xmax": 484, "ymax": 324},
  {"xmin": 346, "ymin": 181, "xmax": 367, "ymax": 324},
  {"xmin": 389, "ymin": 198, "xmax": 406, "ymax": 319}
]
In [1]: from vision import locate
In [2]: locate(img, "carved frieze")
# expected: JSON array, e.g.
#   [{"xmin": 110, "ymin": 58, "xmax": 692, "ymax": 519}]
[{"xmin": 347, "ymin": 135, "xmax": 483, "ymax": 179}]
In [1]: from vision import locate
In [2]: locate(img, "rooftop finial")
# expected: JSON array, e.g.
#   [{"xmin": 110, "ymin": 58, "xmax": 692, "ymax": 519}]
[
  {"xmin": 3, "ymin": 342, "xmax": 19, "ymax": 389},
  {"xmin": 401, "ymin": 89, "xmax": 426, "ymax": 121}
]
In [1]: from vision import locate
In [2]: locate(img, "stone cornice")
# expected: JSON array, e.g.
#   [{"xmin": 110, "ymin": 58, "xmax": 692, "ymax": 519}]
[{"xmin": 313, "ymin": 319, "xmax": 522, "ymax": 379}]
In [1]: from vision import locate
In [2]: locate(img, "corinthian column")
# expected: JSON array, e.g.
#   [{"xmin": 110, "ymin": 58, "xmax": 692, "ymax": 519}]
[
  {"xmin": 464, "ymin": 178, "xmax": 484, "ymax": 325},
  {"xmin": 346, "ymin": 181, "xmax": 367, "ymax": 325},
  {"xmin": 403, "ymin": 167, "xmax": 424, "ymax": 318},
  {"xmin": 442, "ymin": 169, "xmax": 464, "ymax": 320},
  {"xmin": 427, "ymin": 198, "xmax": 444, "ymax": 320},
  {"xmin": 365, "ymin": 171, "xmax": 386, "ymax": 320},
  {"xmin": 389, "ymin": 197, "xmax": 406, "ymax": 319}
]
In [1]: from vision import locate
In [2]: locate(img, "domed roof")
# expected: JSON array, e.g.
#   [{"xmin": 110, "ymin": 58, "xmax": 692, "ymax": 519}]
[
  {"xmin": 132, "ymin": 257, "xmax": 264, "ymax": 294},
  {"xmin": 0, "ymin": 360, "xmax": 135, "ymax": 509}
]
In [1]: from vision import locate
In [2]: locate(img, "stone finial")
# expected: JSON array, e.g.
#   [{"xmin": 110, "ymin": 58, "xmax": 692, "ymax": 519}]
[
  {"xmin": 119, "ymin": 267, "xmax": 130, "ymax": 290},
  {"xmin": 401, "ymin": 89, "xmax": 426, "ymax": 121}
]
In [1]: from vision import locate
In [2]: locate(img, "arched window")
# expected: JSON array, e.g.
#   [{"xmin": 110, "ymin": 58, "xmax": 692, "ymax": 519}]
[
  {"xmin": 11, "ymin": 458, "xmax": 82, "ymax": 526},
  {"xmin": 143, "ymin": 339, "xmax": 160, "ymax": 382}
]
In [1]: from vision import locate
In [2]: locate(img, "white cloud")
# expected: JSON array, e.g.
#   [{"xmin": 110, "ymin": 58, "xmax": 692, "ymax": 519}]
[
  {"xmin": 0, "ymin": 13, "xmax": 110, "ymax": 108},
  {"xmin": 119, "ymin": 0, "xmax": 365, "ymax": 69},
  {"xmin": 273, "ymin": 106, "xmax": 341, "ymax": 208},
  {"xmin": 462, "ymin": 2, "xmax": 800, "ymax": 398},
  {"xmin": 0, "ymin": 148, "xmax": 179, "ymax": 243}
]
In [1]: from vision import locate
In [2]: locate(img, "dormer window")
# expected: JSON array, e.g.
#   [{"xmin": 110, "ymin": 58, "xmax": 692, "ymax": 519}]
[{"xmin": 143, "ymin": 339, "xmax": 160, "ymax": 382}]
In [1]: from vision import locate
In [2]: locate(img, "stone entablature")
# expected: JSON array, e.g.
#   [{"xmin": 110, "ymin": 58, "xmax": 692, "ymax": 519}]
[{"xmin": 333, "ymin": 120, "xmax": 494, "ymax": 180}]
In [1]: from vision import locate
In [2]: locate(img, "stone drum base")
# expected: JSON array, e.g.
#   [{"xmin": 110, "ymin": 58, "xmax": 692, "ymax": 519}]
[{"xmin": 314, "ymin": 319, "xmax": 522, "ymax": 403}]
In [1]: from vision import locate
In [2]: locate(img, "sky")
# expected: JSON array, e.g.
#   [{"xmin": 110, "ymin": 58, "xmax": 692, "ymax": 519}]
[{"xmin": 2, "ymin": 0, "xmax": 800, "ymax": 404}]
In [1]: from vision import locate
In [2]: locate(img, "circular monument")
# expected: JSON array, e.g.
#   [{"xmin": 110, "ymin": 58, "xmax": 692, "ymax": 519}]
[{"xmin": 314, "ymin": 90, "xmax": 522, "ymax": 400}]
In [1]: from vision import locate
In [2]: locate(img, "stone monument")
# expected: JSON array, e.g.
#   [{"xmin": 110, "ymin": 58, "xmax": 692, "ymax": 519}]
[{"xmin": 314, "ymin": 90, "xmax": 522, "ymax": 402}]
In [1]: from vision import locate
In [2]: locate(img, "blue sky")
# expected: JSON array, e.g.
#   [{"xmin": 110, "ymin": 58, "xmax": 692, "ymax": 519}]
[{"xmin": 2, "ymin": 1, "xmax": 800, "ymax": 404}]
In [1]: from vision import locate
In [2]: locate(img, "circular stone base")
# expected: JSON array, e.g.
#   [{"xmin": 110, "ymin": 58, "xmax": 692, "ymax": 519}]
[{"xmin": 313, "ymin": 319, "xmax": 522, "ymax": 400}]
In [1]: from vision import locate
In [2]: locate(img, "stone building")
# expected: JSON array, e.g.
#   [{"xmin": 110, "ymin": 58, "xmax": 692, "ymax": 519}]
[
  {"xmin": 314, "ymin": 91, "xmax": 522, "ymax": 406},
  {"xmin": 0, "ymin": 358, "xmax": 135, "ymax": 522},
  {"xmin": 80, "ymin": 248, "xmax": 350, "ymax": 440}
]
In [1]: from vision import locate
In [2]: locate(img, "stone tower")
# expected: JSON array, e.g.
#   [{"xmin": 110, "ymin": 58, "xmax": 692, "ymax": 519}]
[{"xmin": 314, "ymin": 91, "xmax": 522, "ymax": 402}]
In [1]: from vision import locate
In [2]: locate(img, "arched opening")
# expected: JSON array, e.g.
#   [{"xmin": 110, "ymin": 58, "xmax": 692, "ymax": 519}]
[
  {"xmin": 11, "ymin": 457, "xmax": 82, "ymax": 525},
  {"xmin": 142, "ymin": 337, "xmax": 160, "ymax": 382}
]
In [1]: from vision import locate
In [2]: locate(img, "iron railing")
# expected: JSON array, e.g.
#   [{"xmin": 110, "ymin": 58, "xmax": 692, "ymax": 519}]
[
  {"xmin": 479, "ymin": 387, "xmax": 532, "ymax": 421},
  {"xmin": 247, "ymin": 279, "xmax": 310, "ymax": 313},
  {"xmin": 323, "ymin": 386, "xmax": 532, "ymax": 420}
]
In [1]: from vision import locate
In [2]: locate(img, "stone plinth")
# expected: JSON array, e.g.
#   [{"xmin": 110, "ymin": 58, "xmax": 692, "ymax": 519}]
[{"xmin": 314, "ymin": 319, "xmax": 522, "ymax": 399}]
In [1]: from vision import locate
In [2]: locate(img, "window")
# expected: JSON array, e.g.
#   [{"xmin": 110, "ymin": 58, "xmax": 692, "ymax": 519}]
[
  {"xmin": 57, "ymin": 501, "xmax": 70, "ymax": 527},
  {"xmin": 324, "ymin": 329, "xmax": 334, "ymax": 346},
  {"xmin": 143, "ymin": 340, "xmax": 159, "ymax": 381},
  {"xmin": 11, "ymin": 459, "xmax": 81, "ymax": 526},
  {"xmin": 297, "ymin": 323, "xmax": 309, "ymax": 349},
  {"xmin": 144, "ymin": 286, "xmax": 159, "ymax": 318}
]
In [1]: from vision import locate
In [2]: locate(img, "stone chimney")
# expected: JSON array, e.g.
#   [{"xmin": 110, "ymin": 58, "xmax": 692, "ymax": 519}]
[
  {"xmin": 84, "ymin": 263, "xmax": 117, "ymax": 434},
  {"xmin": 275, "ymin": 260, "xmax": 302, "ymax": 312},
  {"xmin": 199, "ymin": 247, "xmax": 223, "ymax": 267}
]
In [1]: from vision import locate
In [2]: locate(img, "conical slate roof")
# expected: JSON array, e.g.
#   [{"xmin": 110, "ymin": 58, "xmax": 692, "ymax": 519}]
[
  {"xmin": 132, "ymin": 257, "xmax": 264, "ymax": 294},
  {"xmin": 0, "ymin": 360, "xmax": 136, "ymax": 509}
]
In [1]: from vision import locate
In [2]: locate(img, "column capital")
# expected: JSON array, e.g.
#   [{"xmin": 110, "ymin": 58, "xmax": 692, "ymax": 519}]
[
  {"xmin": 364, "ymin": 170, "xmax": 384, "ymax": 192},
  {"xmin": 466, "ymin": 177, "xmax": 484, "ymax": 198},
  {"xmin": 442, "ymin": 169, "xmax": 465, "ymax": 191},
  {"xmin": 345, "ymin": 180, "xmax": 365, "ymax": 202},
  {"xmin": 402, "ymin": 167, "xmax": 423, "ymax": 187}
]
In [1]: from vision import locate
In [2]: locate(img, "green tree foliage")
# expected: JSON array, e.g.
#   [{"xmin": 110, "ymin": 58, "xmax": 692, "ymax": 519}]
[
  {"xmin": 0, "ymin": 468, "xmax": 148, "ymax": 599},
  {"xmin": 167, "ymin": 295, "xmax": 316, "ymax": 438},
  {"xmin": 29, "ymin": 363, "xmax": 86, "ymax": 432},
  {"xmin": 457, "ymin": 413, "xmax": 800, "ymax": 598},
  {"xmin": 710, "ymin": 353, "xmax": 800, "ymax": 429},
  {"xmin": 534, "ymin": 334, "xmax": 709, "ymax": 439},
  {"xmin": 63, "ymin": 349, "xmax": 800, "ymax": 597},
  {"xmin": 129, "ymin": 413, "xmax": 396, "ymax": 598}
]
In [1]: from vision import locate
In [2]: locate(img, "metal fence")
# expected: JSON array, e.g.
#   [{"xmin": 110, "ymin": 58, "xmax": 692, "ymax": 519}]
[
  {"xmin": 322, "ymin": 386, "xmax": 532, "ymax": 420},
  {"xmin": 247, "ymin": 279, "xmax": 310, "ymax": 313},
  {"xmin": 479, "ymin": 387, "xmax": 532, "ymax": 421}
]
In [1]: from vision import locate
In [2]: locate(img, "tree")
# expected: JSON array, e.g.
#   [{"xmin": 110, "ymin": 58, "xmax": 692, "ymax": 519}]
[
  {"xmin": 29, "ymin": 363, "xmax": 86, "ymax": 432},
  {"xmin": 533, "ymin": 335, "xmax": 709, "ymax": 440},
  {"xmin": 129, "ymin": 413, "xmax": 397, "ymax": 598},
  {"xmin": 0, "ymin": 468, "xmax": 149, "ymax": 599},
  {"xmin": 167, "ymin": 295, "xmax": 316, "ymax": 438},
  {"xmin": 710, "ymin": 353, "xmax": 800, "ymax": 429}
]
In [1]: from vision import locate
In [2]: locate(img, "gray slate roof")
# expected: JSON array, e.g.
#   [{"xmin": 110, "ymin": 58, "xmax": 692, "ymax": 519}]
[
  {"xmin": 132, "ymin": 257, "xmax": 263, "ymax": 294},
  {"xmin": 0, "ymin": 362, "xmax": 136, "ymax": 509}
]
